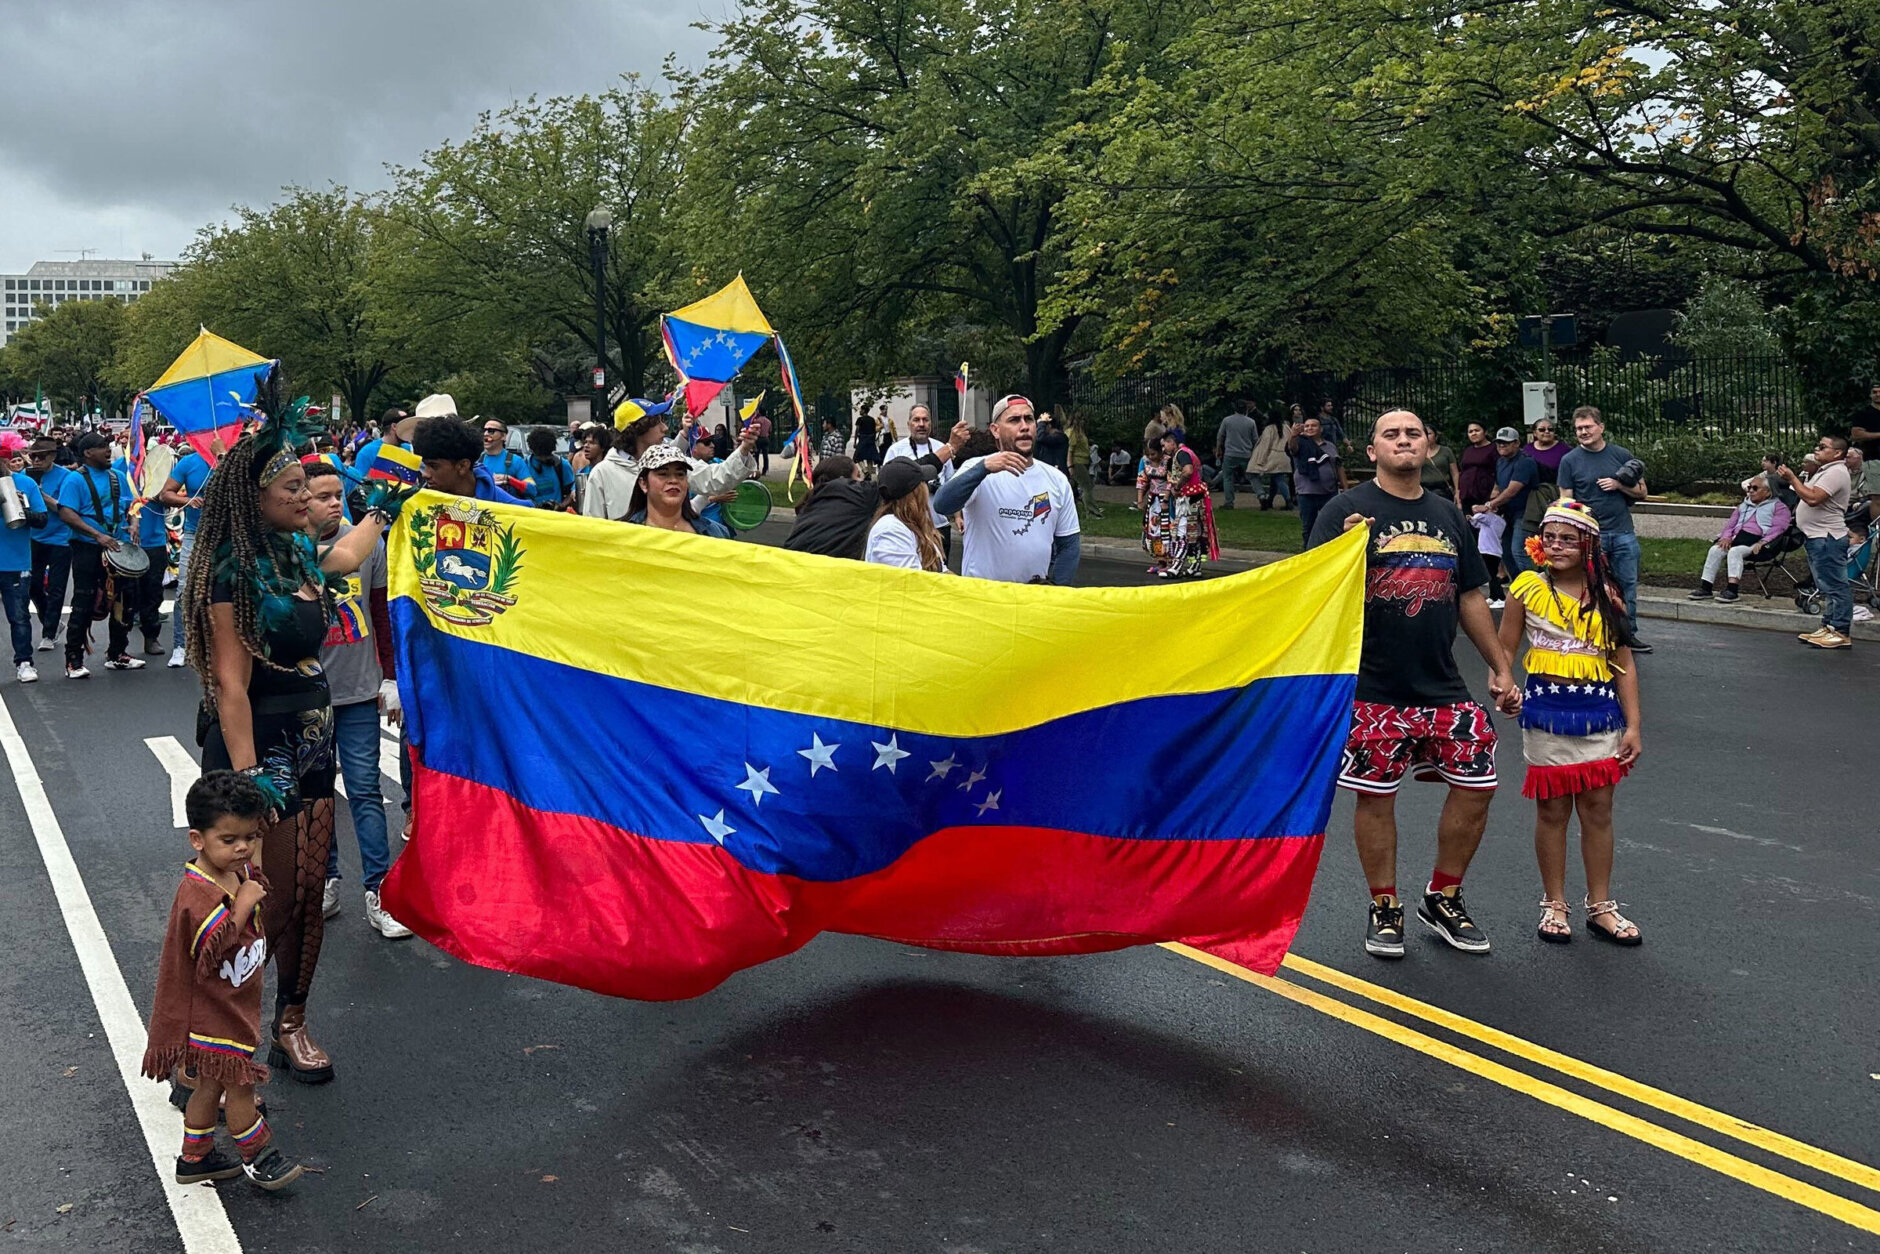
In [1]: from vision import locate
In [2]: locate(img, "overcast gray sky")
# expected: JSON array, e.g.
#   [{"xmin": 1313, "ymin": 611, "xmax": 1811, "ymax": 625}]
[{"xmin": 0, "ymin": 0, "xmax": 722, "ymax": 271}]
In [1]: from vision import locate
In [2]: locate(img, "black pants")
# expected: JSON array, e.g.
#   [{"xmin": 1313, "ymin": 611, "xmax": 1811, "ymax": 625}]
[
  {"xmin": 135, "ymin": 545, "xmax": 168, "ymax": 644},
  {"xmin": 939, "ymin": 525, "xmax": 953, "ymax": 566},
  {"xmin": 65, "ymin": 543, "xmax": 129, "ymax": 667},
  {"xmin": 30, "ymin": 540, "xmax": 71, "ymax": 638}
]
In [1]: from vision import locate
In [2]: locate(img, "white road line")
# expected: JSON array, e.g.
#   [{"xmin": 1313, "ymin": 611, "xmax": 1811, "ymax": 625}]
[
  {"xmin": 0, "ymin": 696, "xmax": 243, "ymax": 1253},
  {"xmin": 144, "ymin": 737, "xmax": 201, "ymax": 827},
  {"xmin": 380, "ymin": 733, "xmax": 403, "ymax": 786}
]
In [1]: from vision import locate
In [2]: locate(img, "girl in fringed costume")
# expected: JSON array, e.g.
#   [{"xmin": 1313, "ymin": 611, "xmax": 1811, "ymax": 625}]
[
  {"xmin": 1159, "ymin": 425, "xmax": 1220, "ymax": 578},
  {"xmin": 1497, "ymin": 499, "xmax": 1644, "ymax": 946},
  {"xmin": 142, "ymin": 771, "xmax": 304, "ymax": 1189}
]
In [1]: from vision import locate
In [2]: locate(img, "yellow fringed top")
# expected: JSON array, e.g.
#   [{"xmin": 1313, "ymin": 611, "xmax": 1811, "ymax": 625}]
[{"xmin": 1508, "ymin": 570, "xmax": 1616, "ymax": 682}]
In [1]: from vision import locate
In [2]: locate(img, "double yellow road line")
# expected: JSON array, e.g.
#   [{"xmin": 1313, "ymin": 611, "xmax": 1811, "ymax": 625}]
[{"xmin": 1164, "ymin": 944, "xmax": 1880, "ymax": 1236}]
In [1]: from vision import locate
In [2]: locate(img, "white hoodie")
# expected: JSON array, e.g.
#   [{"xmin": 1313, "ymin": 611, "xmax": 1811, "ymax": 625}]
[{"xmin": 579, "ymin": 441, "xmax": 755, "ymax": 522}]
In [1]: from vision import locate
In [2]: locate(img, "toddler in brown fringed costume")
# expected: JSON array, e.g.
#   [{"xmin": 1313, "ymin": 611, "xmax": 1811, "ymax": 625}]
[{"xmin": 141, "ymin": 770, "xmax": 304, "ymax": 1190}]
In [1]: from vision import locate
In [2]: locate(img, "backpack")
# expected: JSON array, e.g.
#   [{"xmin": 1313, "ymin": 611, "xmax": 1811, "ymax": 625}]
[{"xmin": 1523, "ymin": 479, "xmax": 1561, "ymax": 526}]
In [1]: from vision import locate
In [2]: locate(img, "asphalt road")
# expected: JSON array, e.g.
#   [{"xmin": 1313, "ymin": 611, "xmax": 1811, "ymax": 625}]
[{"xmin": 3, "ymin": 540, "xmax": 1878, "ymax": 1253}]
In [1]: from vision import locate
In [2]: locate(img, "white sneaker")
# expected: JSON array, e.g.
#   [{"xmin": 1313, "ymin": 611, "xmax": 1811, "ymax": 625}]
[
  {"xmin": 16, "ymin": 662, "xmax": 37, "ymax": 684},
  {"xmin": 321, "ymin": 878, "xmax": 341, "ymax": 919},
  {"xmin": 64, "ymin": 664, "xmax": 90, "ymax": 679},
  {"xmin": 1486, "ymin": 597, "xmax": 1506, "ymax": 610},
  {"xmin": 1854, "ymin": 606, "xmax": 1874, "ymax": 623},
  {"xmin": 364, "ymin": 891, "xmax": 412, "ymax": 939},
  {"xmin": 103, "ymin": 655, "xmax": 146, "ymax": 671},
  {"xmin": 168, "ymin": 646, "xmax": 186, "ymax": 668},
  {"xmin": 37, "ymin": 638, "xmax": 55, "ymax": 653}
]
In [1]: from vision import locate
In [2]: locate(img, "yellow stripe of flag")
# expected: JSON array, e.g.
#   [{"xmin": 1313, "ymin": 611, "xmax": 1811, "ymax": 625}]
[{"xmin": 387, "ymin": 494, "xmax": 1365, "ymax": 738}]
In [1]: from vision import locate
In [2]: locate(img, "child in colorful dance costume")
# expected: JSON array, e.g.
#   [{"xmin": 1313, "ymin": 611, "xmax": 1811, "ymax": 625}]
[
  {"xmin": 141, "ymin": 771, "xmax": 304, "ymax": 1190},
  {"xmin": 1496, "ymin": 500, "xmax": 1644, "ymax": 946}
]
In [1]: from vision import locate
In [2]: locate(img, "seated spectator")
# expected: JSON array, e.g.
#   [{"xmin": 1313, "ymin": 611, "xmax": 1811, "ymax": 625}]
[
  {"xmin": 1107, "ymin": 444, "xmax": 1133, "ymax": 485},
  {"xmin": 1845, "ymin": 448, "xmax": 1874, "ymax": 544},
  {"xmin": 1690, "ymin": 475, "xmax": 1792, "ymax": 602},
  {"xmin": 1742, "ymin": 452, "xmax": 1798, "ymax": 511}
]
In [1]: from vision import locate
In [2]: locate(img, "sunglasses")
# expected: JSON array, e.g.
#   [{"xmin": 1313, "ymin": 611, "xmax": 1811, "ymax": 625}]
[
  {"xmin": 484, "ymin": 427, "xmax": 505, "ymax": 435},
  {"xmin": 1539, "ymin": 532, "xmax": 1583, "ymax": 548}
]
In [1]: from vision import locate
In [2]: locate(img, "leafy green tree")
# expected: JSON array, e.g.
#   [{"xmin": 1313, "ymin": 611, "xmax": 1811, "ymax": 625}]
[
  {"xmin": 680, "ymin": 0, "xmax": 1191, "ymax": 405},
  {"xmin": 382, "ymin": 83, "xmax": 688, "ymax": 401},
  {"xmin": 114, "ymin": 188, "xmax": 401, "ymax": 424},
  {"xmin": 5, "ymin": 297, "xmax": 132, "ymax": 416}
]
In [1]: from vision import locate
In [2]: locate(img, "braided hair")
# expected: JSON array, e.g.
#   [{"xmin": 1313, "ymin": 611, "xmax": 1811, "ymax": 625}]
[{"xmin": 183, "ymin": 391, "xmax": 335, "ymax": 705}]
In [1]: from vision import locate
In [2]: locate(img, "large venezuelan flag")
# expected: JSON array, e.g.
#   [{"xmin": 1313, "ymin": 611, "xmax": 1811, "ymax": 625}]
[{"xmin": 379, "ymin": 496, "xmax": 1365, "ymax": 1000}]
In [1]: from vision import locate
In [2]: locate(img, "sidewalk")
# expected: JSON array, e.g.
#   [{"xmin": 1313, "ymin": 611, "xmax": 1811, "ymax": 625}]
[{"xmin": 1078, "ymin": 537, "xmax": 1880, "ymax": 642}]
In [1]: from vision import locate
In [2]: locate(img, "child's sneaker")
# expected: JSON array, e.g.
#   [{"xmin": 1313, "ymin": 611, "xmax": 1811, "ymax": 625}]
[
  {"xmin": 176, "ymin": 1148, "xmax": 244, "ymax": 1184},
  {"xmin": 242, "ymin": 1147, "xmax": 304, "ymax": 1191}
]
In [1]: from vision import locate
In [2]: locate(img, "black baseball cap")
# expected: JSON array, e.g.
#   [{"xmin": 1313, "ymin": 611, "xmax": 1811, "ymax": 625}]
[{"xmin": 877, "ymin": 457, "xmax": 938, "ymax": 503}]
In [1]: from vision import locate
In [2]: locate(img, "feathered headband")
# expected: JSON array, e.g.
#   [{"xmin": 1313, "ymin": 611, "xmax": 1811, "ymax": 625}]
[{"xmin": 246, "ymin": 366, "xmax": 323, "ymax": 487}]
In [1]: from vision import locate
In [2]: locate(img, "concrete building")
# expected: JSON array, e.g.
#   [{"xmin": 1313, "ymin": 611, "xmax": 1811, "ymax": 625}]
[{"xmin": 2, "ymin": 257, "xmax": 176, "ymax": 344}]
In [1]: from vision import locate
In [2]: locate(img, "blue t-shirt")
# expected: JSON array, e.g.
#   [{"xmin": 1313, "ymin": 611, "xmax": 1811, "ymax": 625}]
[
  {"xmin": 1558, "ymin": 441, "xmax": 1638, "ymax": 536},
  {"xmin": 1, "ymin": 473, "xmax": 47, "ymax": 573},
  {"xmin": 28, "ymin": 465, "xmax": 74, "ymax": 546},
  {"xmin": 525, "ymin": 456, "xmax": 573, "ymax": 508},
  {"xmin": 479, "ymin": 450, "xmax": 534, "ymax": 494},
  {"xmin": 168, "ymin": 452, "xmax": 213, "ymax": 535},
  {"xmin": 57, "ymin": 465, "xmax": 133, "ymax": 545},
  {"xmin": 1495, "ymin": 453, "xmax": 1537, "ymax": 522}
]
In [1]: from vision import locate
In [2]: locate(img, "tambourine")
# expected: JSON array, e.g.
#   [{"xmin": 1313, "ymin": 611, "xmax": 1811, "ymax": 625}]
[
  {"xmin": 724, "ymin": 480, "xmax": 773, "ymax": 532},
  {"xmin": 104, "ymin": 543, "xmax": 151, "ymax": 578}
]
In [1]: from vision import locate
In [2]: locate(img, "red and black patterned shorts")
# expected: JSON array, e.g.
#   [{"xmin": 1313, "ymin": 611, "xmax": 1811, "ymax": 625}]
[{"xmin": 1337, "ymin": 700, "xmax": 1499, "ymax": 795}]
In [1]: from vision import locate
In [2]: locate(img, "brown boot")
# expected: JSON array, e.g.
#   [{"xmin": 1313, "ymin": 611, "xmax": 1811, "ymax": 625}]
[{"xmin": 270, "ymin": 1004, "xmax": 334, "ymax": 1084}]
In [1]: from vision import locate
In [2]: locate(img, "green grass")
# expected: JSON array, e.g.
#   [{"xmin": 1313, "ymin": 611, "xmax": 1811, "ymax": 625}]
[
  {"xmin": 1084, "ymin": 502, "xmax": 1716, "ymax": 588},
  {"xmin": 1083, "ymin": 503, "xmax": 1306, "ymax": 553}
]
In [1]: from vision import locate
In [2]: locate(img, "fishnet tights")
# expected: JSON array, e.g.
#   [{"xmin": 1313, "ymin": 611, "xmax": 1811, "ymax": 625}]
[{"xmin": 261, "ymin": 797, "xmax": 334, "ymax": 1013}]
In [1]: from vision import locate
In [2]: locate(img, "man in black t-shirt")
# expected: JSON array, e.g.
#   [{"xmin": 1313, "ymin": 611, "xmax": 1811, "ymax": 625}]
[
  {"xmin": 1846, "ymin": 383, "xmax": 1880, "ymax": 460},
  {"xmin": 1308, "ymin": 410, "xmax": 1520, "ymax": 960}
]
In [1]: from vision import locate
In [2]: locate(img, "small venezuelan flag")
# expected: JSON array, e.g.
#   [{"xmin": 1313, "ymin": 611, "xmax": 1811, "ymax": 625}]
[
  {"xmin": 379, "ymin": 494, "xmax": 1366, "ymax": 1000},
  {"xmin": 367, "ymin": 444, "xmax": 423, "ymax": 486}
]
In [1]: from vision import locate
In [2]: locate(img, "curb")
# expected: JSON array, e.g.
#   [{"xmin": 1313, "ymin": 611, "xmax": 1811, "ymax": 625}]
[{"xmin": 1082, "ymin": 539, "xmax": 1875, "ymax": 642}]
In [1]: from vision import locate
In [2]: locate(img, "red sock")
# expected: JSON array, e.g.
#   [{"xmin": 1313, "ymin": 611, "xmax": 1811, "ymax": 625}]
[
  {"xmin": 1369, "ymin": 884, "xmax": 1398, "ymax": 903},
  {"xmin": 1428, "ymin": 870, "xmax": 1463, "ymax": 895}
]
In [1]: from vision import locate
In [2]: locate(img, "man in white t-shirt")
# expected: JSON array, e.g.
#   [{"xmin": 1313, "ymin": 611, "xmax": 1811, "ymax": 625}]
[
  {"xmin": 882, "ymin": 403, "xmax": 961, "ymax": 559},
  {"xmin": 931, "ymin": 394, "xmax": 1081, "ymax": 584}
]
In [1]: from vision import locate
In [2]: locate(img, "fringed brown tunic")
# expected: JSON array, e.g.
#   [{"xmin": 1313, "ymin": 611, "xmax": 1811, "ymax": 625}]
[{"xmin": 141, "ymin": 862, "xmax": 272, "ymax": 1087}]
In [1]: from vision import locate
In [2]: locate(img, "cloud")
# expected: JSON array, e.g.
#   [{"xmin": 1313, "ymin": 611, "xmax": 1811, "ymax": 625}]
[{"xmin": 0, "ymin": 0, "xmax": 723, "ymax": 268}]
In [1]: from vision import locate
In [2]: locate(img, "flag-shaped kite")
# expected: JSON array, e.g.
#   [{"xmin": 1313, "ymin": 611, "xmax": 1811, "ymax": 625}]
[
  {"xmin": 144, "ymin": 329, "xmax": 274, "ymax": 464},
  {"xmin": 379, "ymin": 504, "xmax": 1364, "ymax": 1001},
  {"xmin": 661, "ymin": 276, "xmax": 774, "ymax": 416}
]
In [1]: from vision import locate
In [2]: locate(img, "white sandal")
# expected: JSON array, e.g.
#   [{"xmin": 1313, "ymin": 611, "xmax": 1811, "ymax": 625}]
[
  {"xmin": 1583, "ymin": 897, "xmax": 1642, "ymax": 946},
  {"xmin": 1536, "ymin": 898, "xmax": 1572, "ymax": 944}
]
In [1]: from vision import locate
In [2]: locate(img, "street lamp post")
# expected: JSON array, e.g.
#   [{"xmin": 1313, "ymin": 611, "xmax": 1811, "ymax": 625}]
[{"xmin": 585, "ymin": 207, "xmax": 613, "ymax": 422}]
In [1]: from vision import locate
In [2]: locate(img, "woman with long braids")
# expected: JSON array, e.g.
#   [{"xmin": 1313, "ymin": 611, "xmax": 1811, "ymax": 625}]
[
  {"xmin": 181, "ymin": 378, "xmax": 410, "ymax": 1084},
  {"xmin": 1495, "ymin": 499, "xmax": 1643, "ymax": 948}
]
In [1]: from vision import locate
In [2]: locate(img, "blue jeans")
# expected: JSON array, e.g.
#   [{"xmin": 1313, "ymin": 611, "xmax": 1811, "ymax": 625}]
[
  {"xmin": 1298, "ymin": 493, "xmax": 1331, "ymax": 547},
  {"xmin": 173, "ymin": 532, "xmax": 194, "ymax": 651},
  {"xmin": 1804, "ymin": 536, "xmax": 1853, "ymax": 633},
  {"xmin": 0, "ymin": 572, "xmax": 31, "ymax": 664},
  {"xmin": 327, "ymin": 699, "xmax": 393, "ymax": 890},
  {"xmin": 1600, "ymin": 531, "xmax": 1640, "ymax": 633},
  {"xmin": 1508, "ymin": 519, "xmax": 1535, "ymax": 576},
  {"xmin": 1259, "ymin": 474, "xmax": 1291, "ymax": 507}
]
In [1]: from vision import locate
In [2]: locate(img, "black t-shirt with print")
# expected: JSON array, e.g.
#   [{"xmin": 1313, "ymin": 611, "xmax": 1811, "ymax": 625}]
[{"xmin": 1307, "ymin": 480, "xmax": 1489, "ymax": 706}]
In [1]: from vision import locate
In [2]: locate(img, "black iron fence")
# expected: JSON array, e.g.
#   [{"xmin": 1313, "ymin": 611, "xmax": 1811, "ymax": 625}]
[{"xmin": 1290, "ymin": 349, "xmax": 1815, "ymax": 448}]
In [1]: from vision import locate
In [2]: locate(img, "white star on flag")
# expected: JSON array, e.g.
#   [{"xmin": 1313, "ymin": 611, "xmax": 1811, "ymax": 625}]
[
  {"xmin": 957, "ymin": 767, "xmax": 987, "ymax": 792},
  {"xmin": 798, "ymin": 734, "xmax": 839, "ymax": 776},
  {"xmin": 736, "ymin": 763, "xmax": 780, "ymax": 807},
  {"xmin": 973, "ymin": 790, "xmax": 1001, "ymax": 816},
  {"xmin": 871, "ymin": 734, "xmax": 910, "ymax": 773},
  {"xmin": 699, "ymin": 810, "xmax": 736, "ymax": 844},
  {"xmin": 927, "ymin": 754, "xmax": 958, "ymax": 781},
  {"xmin": 1548, "ymin": 683, "xmax": 1561, "ymax": 693}
]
